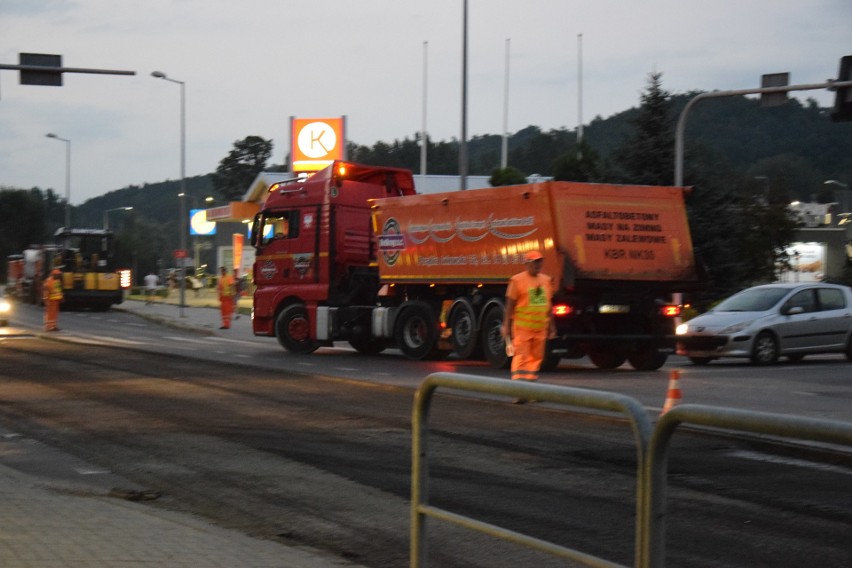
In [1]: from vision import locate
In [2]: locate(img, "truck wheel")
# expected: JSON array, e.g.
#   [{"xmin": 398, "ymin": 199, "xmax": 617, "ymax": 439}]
[
  {"xmin": 539, "ymin": 353, "xmax": 562, "ymax": 372},
  {"xmin": 480, "ymin": 305, "xmax": 510, "ymax": 369},
  {"xmin": 627, "ymin": 348, "xmax": 667, "ymax": 371},
  {"xmin": 588, "ymin": 348, "xmax": 626, "ymax": 370},
  {"xmin": 276, "ymin": 304, "xmax": 319, "ymax": 354},
  {"xmin": 449, "ymin": 300, "xmax": 481, "ymax": 359},
  {"xmin": 349, "ymin": 336, "xmax": 386, "ymax": 355},
  {"xmin": 394, "ymin": 303, "xmax": 439, "ymax": 360}
]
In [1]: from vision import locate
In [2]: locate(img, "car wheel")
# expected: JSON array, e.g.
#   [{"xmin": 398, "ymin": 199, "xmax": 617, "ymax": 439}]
[
  {"xmin": 276, "ymin": 304, "xmax": 319, "ymax": 354},
  {"xmin": 751, "ymin": 331, "xmax": 779, "ymax": 365},
  {"xmin": 688, "ymin": 356, "xmax": 713, "ymax": 366},
  {"xmin": 846, "ymin": 335, "xmax": 852, "ymax": 362}
]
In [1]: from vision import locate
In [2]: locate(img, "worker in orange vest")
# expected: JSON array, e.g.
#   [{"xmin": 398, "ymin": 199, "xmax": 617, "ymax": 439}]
[
  {"xmin": 217, "ymin": 266, "xmax": 236, "ymax": 330},
  {"xmin": 43, "ymin": 268, "xmax": 64, "ymax": 332},
  {"xmin": 501, "ymin": 251, "xmax": 556, "ymax": 403}
]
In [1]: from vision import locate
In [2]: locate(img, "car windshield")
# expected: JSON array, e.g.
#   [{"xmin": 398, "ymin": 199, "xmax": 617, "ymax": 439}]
[{"xmin": 714, "ymin": 287, "xmax": 790, "ymax": 312}]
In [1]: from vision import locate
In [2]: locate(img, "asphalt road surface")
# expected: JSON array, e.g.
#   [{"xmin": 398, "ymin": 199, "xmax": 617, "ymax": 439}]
[{"xmin": 1, "ymin": 335, "xmax": 850, "ymax": 567}]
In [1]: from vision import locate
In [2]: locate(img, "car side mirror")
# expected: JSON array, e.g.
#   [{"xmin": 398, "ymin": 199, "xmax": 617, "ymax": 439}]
[{"xmin": 784, "ymin": 306, "xmax": 804, "ymax": 316}]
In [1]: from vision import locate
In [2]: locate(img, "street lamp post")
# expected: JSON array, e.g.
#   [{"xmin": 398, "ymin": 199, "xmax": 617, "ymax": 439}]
[
  {"xmin": 46, "ymin": 133, "xmax": 71, "ymax": 227},
  {"xmin": 103, "ymin": 206, "xmax": 133, "ymax": 230},
  {"xmin": 152, "ymin": 70, "xmax": 187, "ymax": 317}
]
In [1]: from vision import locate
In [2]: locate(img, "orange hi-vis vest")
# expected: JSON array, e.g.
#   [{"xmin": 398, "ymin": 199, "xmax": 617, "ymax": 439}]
[
  {"xmin": 44, "ymin": 276, "xmax": 64, "ymax": 301},
  {"xmin": 218, "ymin": 274, "xmax": 236, "ymax": 297},
  {"xmin": 507, "ymin": 272, "xmax": 553, "ymax": 332}
]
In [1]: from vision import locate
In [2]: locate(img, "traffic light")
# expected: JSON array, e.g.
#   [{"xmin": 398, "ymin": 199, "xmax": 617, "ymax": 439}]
[{"xmin": 831, "ymin": 55, "xmax": 852, "ymax": 122}]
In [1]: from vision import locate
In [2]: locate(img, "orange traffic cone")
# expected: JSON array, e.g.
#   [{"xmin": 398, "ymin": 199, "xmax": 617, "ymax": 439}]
[{"xmin": 661, "ymin": 369, "xmax": 682, "ymax": 415}]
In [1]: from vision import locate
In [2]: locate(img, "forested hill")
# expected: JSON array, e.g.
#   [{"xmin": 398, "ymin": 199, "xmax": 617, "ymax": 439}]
[
  {"xmin": 69, "ymin": 92, "xmax": 850, "ymax": 223},
  {"xmin": 345, "ymin": 93, "xmax": 850, "ymax": 201}
]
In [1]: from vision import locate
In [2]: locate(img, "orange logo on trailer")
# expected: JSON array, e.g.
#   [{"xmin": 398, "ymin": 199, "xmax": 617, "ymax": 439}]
[{"xmin": 291, "ymin": 117, "xmax": 346, "ymax": 173}]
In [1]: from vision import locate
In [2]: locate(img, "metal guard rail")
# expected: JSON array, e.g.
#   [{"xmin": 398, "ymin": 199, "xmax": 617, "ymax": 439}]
[
  {"xmin": 411, "ymin": 372, "xmax": 654, "ymax": 568},
  {"xmin": 643, "ymin": 404, "xmax": 852, "ymax": 568},
  {"xmin": 411, "ymin": 373, "xmax": 852, "ymax": 568}
]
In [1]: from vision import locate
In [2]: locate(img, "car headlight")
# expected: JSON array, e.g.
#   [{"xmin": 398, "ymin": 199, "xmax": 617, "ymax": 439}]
[
  {"xmin": 0, "ymin": 300, "xmax": 11, "ymax": 314},
  {"xmin": 675, "ymin": 323, "xmax": 689, "ymax": 335},
  {"xmin": 720, "ymin": 321, "xmax": 751, "ymax": 334}
]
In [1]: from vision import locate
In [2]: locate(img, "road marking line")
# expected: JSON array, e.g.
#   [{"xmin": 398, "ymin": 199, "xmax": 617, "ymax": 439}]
[{"xmin": 728, "ymin": 449, "xmax": 852, "ymax": 475}]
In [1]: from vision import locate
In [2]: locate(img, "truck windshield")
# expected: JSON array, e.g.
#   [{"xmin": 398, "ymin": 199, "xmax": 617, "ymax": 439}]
[{"xmin": 260, "ymin": 211, "xmax": 300, "ymax": 246}]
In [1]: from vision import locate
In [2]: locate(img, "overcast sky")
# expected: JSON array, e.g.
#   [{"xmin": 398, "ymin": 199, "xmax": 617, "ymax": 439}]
[{"xmin": 1, "ymin": 0, "xmax": 850, "ymax": 204}]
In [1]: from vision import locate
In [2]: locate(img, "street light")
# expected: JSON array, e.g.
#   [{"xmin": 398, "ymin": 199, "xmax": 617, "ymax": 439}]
[
  {"xmin": 152, "ymin": 70, "xmax": 187, "ymax": 317},
  {"xmin": 825, "ymin": 179, "xmax": 850, "ymax": 212},
  {"xmin": 103, "ymin": 206, "xmax": 133, "ymax": 230},
  {"xmin": 46, "ymin": 133, "xmax": 71, "ymax": 227}
]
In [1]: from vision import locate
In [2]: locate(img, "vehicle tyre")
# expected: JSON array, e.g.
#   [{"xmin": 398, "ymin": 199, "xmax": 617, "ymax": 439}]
[
  {"xmin": 394, "ymin": 303, "xmax": 440, "ymax": 360},
  {"xmin": 348, "ymin": 335, "xmax": 386, "ymax": 355},
  {"xmin": 689, "ymin": 356, "xmax": 713, "ymax": 366},
  {"xmin": 588, "ymin": 347, "xmax": 627, "ymax": 370},
  {"xmin": 480, "ymin": 305, "xmax": 510, "ymax": 369},
  {"xmin": 846, "ymin": 335, "xmax": 852, "ymax": 362},
  {"xmin": 750, "ymin": 331, "xmax": 779, "ymax": 365},
  {"xmin": 449, "ymin": 300, "xmax": 481, "ymax": 360},
  {"xmin": 539, "ymin": 344, "xmax": 562, "ymax": 372},
  {"xmin": 276, "ymin": 304, "xmax": 319, "ymax": 354},
  {"xmin": 627, "ymin": 348, "xmax": 668, "ymax": 371}
]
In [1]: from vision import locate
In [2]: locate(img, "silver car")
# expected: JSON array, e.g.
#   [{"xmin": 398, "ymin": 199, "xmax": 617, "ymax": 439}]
[{"xmin": 676, "ymin": 282, "xmax": 852, "ymax": 365}]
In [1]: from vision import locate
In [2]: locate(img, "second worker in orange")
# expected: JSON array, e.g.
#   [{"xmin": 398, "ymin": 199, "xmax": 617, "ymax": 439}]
[{"xmin": 501, "ymin": 250, "xmax": 557, "ymax": 403}]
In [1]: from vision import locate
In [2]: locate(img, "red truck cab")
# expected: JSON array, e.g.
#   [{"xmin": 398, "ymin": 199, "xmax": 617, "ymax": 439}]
[{"xmin": 250, "ymin": 161, "xmax": 415, "ymax": 350}]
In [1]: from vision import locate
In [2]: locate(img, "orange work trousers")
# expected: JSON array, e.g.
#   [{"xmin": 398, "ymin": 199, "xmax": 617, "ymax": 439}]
[
  {"xmin": 220, "ymin": 296, "xmax": 234, "ymax": 329},
  {"xmin": 510, "ymin": 327, "xmax": 547, "ymax": 381},
  {"xmin": 44, "ymin": 299, "xmax": 60, "ymax": 331}
]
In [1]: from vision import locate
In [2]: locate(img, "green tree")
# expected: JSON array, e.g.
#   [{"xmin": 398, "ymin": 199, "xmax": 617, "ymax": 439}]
[
  {"xmin": 212, "ymin": 136, "xmax": 273, "ymax": 200},
  {"xmin": 614, "ymin": 72, "xmax": 674, "ymax": 185},
  {"xmin": 489, "ymin": 166, "xmax": 527, "ymax": 186},
  {"xmin": 0, "ymin": 187, "xmax": 57, "ymax": 281},
  {"xmin": 551, "ymin": 141, "xmax": 601, "ymax": 182}
]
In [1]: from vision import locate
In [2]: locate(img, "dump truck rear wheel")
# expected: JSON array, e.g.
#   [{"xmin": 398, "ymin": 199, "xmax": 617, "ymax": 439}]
[
  {"xmin": 481, "ymin": 305, "xmax": 510, "ymax": 369},
  {"xmin": 394, "ymin": 303, "xmax": 439, "ymax": 360},
  {"xmin": 539, "ymin": 353, "xmax": 562, "ymax": 372},
  {"xmin": 588, "ymin": 348, "xmax": 626, "ymax": 369},
  {"xmin": 349, "ymin": 336, "xmax": 386, "ymax": 355},
  {"xmin": 276, "ymin": 304, "xmax": 319, "ymax": 354},
  {"xmin": 627, "ymin": 348, "xmax": 667, "ymax": 371},
  {"xmin": 450, "ymin": 300, "xmax": 481, "ymax": 359}
]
